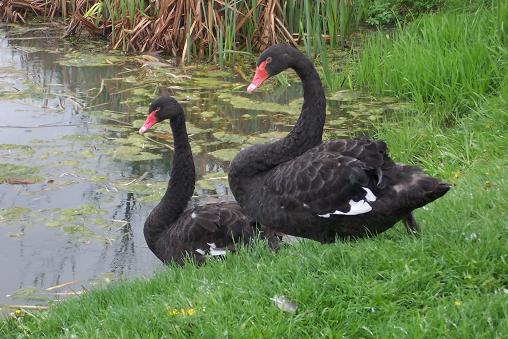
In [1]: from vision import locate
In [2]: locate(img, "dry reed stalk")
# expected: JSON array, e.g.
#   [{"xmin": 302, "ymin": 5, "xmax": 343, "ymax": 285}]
[{"xmin": 1, "ymin": 0, "xmax": 304, "ymax": 61}]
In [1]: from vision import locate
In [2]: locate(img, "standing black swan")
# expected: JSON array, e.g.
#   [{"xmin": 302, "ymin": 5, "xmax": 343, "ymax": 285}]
[
  {"xmin": 229, "ymin": 44, "xmax": 450, "ymax": 243},
  {"xmin": 139, "ymin": 96, "xmax": 279, "ymax": 264}
]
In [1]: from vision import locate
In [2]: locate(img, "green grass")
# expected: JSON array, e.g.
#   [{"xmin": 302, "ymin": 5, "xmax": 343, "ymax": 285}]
[
  {"xmin": 354, "ymin": 4, "xmax": 507, "ymax": 121},
  {"xmin": 2, "ymin": 3, "xmax": 508, "ymax": 338}
]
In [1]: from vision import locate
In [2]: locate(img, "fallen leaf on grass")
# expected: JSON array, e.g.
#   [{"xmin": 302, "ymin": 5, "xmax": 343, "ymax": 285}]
[{"xmin": 271, "ymin": 295, "xmax": 298, "ymax": 313}]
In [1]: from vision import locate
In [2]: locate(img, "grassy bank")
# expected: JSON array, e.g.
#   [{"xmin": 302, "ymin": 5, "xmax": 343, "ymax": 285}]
[
  {"xmin": 354, "ymin": 3, "xmax": 507, "ymax": 120},
  {"xmin": 1, "ymin": 133, "xmax": 506, "ymax": 337},
  {"xmin": 2, "ymin": 2, "xmax": 508, "ymax": 338}
]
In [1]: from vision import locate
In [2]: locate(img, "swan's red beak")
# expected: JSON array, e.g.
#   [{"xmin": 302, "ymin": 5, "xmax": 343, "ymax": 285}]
[
  {"xmin": 139, "ymin": 110, "xmax": 158, "ymax": 135},
  {"xmin": 247, "ymin": 61, "xmax": 269, "ymax": 93}
]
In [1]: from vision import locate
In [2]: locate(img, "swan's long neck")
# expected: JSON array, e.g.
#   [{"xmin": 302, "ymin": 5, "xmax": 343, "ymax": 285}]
[
  {"xmin": 230, "ymin": 52, "xmax": 326, "ymax": 181},
  {"xmin": 144, "ymin": 113, "xmax": 195, "ymax": 250},
  {"xmin": 281, "ymin": 55, "xmax": 326, "ymax": 154}
]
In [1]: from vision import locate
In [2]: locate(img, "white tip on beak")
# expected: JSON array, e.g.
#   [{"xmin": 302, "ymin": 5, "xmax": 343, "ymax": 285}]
[
  {"xmin": 247, "ymin": 83, "xmax": 257, "ymax": 94},
  {"xmin": 138, "ymin": 126, "xmax": 147, "ymax": 135}
]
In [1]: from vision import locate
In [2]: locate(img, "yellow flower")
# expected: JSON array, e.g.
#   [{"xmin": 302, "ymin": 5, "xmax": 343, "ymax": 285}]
[
  {"xmin": 453, "ymin": 300, "xmax": 461, "ymax": 306},
  {"xmin": 167, "ymin": 307, "xmax": 195, "ymax": 316},
  {"xmin": 14, "ymin": 309, "xmax": 23, "ymax": 317},
  {"xmin": 167, "ymin": 309, "xmax": 179, "ymax": 316}
]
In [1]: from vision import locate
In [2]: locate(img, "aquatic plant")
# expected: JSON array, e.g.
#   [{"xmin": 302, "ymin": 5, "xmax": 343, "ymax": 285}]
[{"xmin": 0, "ymin": 0, "xmax": 370, "ymax": 63}]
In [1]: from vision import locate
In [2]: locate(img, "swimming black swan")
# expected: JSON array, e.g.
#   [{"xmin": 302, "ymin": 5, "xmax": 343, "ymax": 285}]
[
  {"xmin": 228, "ymin": 44, "xmax": 450, "ymax": 243},
  {"xmin": 139, "ymin": 96, "xmax": 279, "ymax": 264}
]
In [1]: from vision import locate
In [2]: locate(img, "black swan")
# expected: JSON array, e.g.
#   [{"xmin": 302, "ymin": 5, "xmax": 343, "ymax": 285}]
[
  {"xmin": 229, "ymin": 44, "xmax": 450, "ymax": 243},
  {"xmin": 139, "ymin": 96, "xmax": 279, "ymax": 264}
]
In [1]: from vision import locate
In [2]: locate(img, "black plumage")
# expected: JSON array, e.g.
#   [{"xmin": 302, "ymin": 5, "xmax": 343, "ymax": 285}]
[
  {"xmin": 139, "ymin": 96, "xmax": 279, "ymax": 265},
  {"xmin": 229, "ymin": 44, "xmax": 450, "ymax": 243}
]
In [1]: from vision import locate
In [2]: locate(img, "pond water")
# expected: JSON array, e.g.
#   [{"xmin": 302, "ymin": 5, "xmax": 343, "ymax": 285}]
[{"xmin": 0, "ymin": 23, "xmax": 407, "ymax": 309}]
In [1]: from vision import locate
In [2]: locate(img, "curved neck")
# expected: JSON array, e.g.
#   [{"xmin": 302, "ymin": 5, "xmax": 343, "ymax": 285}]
[
  {"xmin": 144, "ymin": 113, "xmax": 195, "ymax": 247},
  {"xmin": 283, "ymin": 53, "xmax": 326, "ymax": 154},
  {"xmin": 231, "ymin": 52, "xmax": 326, "ymax": 180}
]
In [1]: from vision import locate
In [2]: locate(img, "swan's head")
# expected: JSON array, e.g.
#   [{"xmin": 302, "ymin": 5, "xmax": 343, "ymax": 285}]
[
  {"xmin": 247, "ymin": 44, "xmax": 297, "ymax": 93},
  {"xmin": 139, "ymin": 96, "xmax": 183, "ymax": 134}
]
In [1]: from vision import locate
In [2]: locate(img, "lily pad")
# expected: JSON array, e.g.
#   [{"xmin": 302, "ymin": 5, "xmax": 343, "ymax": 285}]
[
  {"xmin": 60, "ymin": 204, "xmax": 108, "ymax": 218},
  {"xmin": 209, "ymin": 148, "xmax": 239, "ymax": 162},
  {"xmin": 200, "ymin": 111, "xmax": 217, "ymax": 118},
  {"xmin": 109, "ymin": 145, "xmax": 162, "ymax": 162},
  {"xmin": 258, "ymin": 131, "xmax": 287, "ymax": 140},
  {"xmin": 196, "ymin": 171, "xmax": 229, "ymax": 190},
  {"xmin": 212, "ymin": 131, "xmax": 247, "ymax": 144},
  {"xmin": 245, "ymin": 135, "xmax": 266, "ymax": 145},
  {"xmin": 0, "ymin": 207, "xmax": 31, "ymax": 223},
  {"xmin": 218, "ymin": 93, "xmax": 296, "ymax": 115},
  {"xmin": 191, "ymin": 144, "xmax": 203, "ymax": 154}
]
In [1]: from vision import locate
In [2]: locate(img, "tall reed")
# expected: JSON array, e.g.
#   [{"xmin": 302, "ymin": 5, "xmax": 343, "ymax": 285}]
[{"xmin": 2, "ymin": 0, "xmax": 367, "ymax": 64}]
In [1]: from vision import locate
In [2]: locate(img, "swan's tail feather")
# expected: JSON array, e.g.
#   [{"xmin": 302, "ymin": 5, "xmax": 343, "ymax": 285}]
[
  {"xmin": 386, "ymin": 165, "xmax": 451, "ymax": 210},
  {"xmin": 426, "ymin": 181, "xmax": 451, "ymax": 201}
]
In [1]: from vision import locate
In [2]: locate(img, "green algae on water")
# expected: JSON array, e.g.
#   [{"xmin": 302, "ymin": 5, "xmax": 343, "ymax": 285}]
[
  {"xmin": 0, "ymin": 163, "xmax": 42, "ymax": 184},
  {"xmin": 0, "ymin": 207, "xmax": 31, "ymax": 223},
  {"xmin": 0, "ymin": 144, "xmax": 35, "ymax": 157},
  {"xmin": 109, "ymin": 146, "xmax": 162, "ymax": 162},
  {"xmin": 56, "ymin": 52, "xmax": 126, "ymax": 67}
]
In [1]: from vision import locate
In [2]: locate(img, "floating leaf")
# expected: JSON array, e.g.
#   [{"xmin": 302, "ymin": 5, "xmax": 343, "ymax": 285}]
[
  {"xmin": 110, "ymin": 146, "xmax": 162, "ymax": 162},
  {"xmin": 0, "ymin": 207, "xmax": 31, "ymax": 223},
  {"xmin": 212, "ymin": 131, "xmax": 247, "ymax": 144},
  {"xmin": 191, "ymin": 144, "xmax": 203, "ymax": 154},
  {"xmin": 209, "ymin": 148, "xmax": 239, "ymax": 162},
  {"xmin": 196, "ymin": 171, "xmax": 229, "ymax": 190},
  {"xmin": 200, "ymin": 111, "xmax": 217, "ymax": 118},
  {"xmin": 60, "ymin": 204, "xmax": 108, "ymax": 218},
  {"xmin": 258, "ymin": 131, "xmax": 287, "ymax": 140}
]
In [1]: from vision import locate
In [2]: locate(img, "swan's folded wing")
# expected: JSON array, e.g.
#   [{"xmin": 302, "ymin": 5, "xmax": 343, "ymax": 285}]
[
  {"xmin": 264, "ymin": 143, "xmax": 380, "ymax": 217},
  {"xmin": 178, "ymin": 202, "xmax": 253, "ymax": 242}
]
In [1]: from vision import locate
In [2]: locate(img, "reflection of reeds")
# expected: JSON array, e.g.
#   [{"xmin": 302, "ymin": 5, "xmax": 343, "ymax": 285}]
[{"xmin": 1, "ymin": 0, "xmax": 367, "ymax": 63}]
